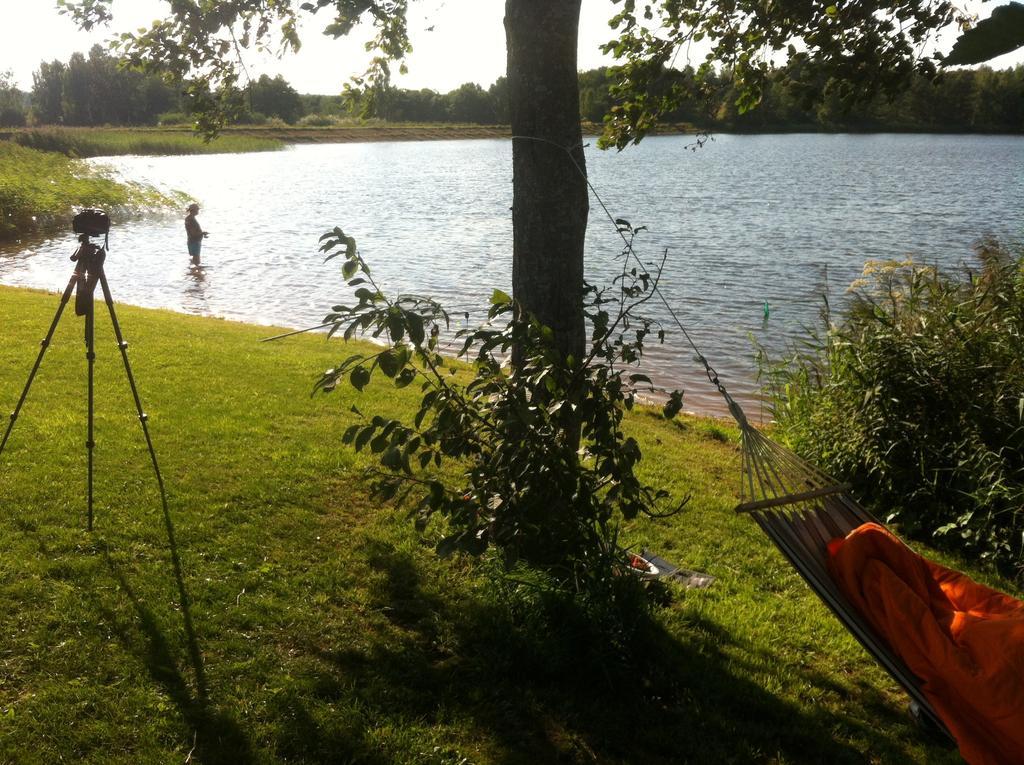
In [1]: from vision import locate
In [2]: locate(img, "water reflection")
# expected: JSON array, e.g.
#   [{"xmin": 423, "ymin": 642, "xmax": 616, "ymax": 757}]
[
  {"xmin": 2, "ymin": 134, "xmax": 1021, "ymax": 416},
  {"xmin": 182, "ymin": 265, "xmax": 209, "ymax": 314}
]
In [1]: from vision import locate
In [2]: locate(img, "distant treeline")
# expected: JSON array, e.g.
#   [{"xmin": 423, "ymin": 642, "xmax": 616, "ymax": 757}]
[
  {"xmin": 305, "ymin": 67, "xmax": 1024, "ymax": 133},
  {"xmin": 2, "ymin": 46, "xmax": 1021, "ymax": 133},
  {"xmin": 0, "ymin": 46, "xmax": 303, "ymax": 128},
  {"xmin": 675, "ymin": 66, "xmax": 1024, "ymax": 133}
]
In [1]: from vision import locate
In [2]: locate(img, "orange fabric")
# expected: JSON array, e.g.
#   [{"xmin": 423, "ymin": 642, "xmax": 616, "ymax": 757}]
[{"xmin": 827, "ymin": 523, "xmax": 1024, "ymax": 765}]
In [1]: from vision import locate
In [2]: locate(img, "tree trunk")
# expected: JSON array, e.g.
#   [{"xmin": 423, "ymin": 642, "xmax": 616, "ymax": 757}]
[{"xmin": 504, "ymin": 0, "xmax": 588, "ymax": 363}]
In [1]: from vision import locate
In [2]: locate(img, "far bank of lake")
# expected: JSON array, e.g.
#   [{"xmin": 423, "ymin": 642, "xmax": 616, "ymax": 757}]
[{"xmin": 2, "ymin": 132, "xmax": 1021, "ymax": 415}]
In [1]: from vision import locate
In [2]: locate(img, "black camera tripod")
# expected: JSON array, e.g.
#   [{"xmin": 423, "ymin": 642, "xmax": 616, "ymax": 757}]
[{"xmin": 0, "ymin": 233, "xmax": 168, "ymax": 530}]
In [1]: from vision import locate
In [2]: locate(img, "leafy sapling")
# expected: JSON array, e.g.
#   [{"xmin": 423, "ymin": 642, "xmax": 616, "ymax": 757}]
[{"xmin": 315, "ymin": 225, "xmax": 687, "ymax": 602}]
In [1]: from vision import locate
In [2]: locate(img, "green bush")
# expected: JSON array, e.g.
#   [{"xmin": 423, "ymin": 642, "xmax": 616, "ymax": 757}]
[
  {"xmin": 761, "ymin": 241, "xmax": 1024, "ymax": 574},
  {"xmin": 0, "ymin": 141, "xmax": 177, "ymax": 239},
  {"xmin": 296, "ymin": 113, "xmax": 338, "ymax": 127},
  {"xmin": 157, "ymin": 111, "xmax": 190, "ymax": 126},
  {"xmin": 312, "ymin": 224, "xmax": 686, "ymax": 619}
]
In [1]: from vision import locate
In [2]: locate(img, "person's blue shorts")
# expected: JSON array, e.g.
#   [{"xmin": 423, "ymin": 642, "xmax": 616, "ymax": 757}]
[{"xmin": 188, "ymin": 239, "xmax": 202, "ymax": 260}]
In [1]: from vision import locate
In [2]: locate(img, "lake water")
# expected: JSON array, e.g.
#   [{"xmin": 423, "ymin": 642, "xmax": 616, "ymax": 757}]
[{"xmin": 2, "ymin": 134, "xmax": 1021, "ymax": 416}]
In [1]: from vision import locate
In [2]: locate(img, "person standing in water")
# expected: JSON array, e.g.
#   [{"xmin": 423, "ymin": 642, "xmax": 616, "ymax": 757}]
[{"xmin": 184, "ymin": 203, "xmax": 208, "ymax": 266}]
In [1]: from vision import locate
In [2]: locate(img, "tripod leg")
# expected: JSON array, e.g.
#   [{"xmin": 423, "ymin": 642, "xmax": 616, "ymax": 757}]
[
  {"xmin": 0, "ymin": 270, "xmax": 80, "ymax": 459},
  {"xmin": 85, "ymin": 279, "xmax": 96, "ymax": 531},
  {"xmin": 96, "ymin": 268, "xmax": 169, "ymax": 513}
]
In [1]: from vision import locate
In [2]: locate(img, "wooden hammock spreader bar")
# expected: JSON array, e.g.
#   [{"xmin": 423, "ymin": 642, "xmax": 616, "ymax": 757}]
[{"xmin": 734, "ymin": 483, "xmax": 851, "ymax": 514}]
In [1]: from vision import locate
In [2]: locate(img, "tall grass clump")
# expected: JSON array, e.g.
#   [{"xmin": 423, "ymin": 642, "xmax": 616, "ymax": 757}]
[
  {"xmin": 0, "ymin": 141, "xmax": 179, "ymax": 239},
  {"xmin": 11, "ymin": 127, "xmax": 282, "ymax": 157},
  {"xmin": 761, "ymin": 240, "xmax": 1024, "ymax": 574}
]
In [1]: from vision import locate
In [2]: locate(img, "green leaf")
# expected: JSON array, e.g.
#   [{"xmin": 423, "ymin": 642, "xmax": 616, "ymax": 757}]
[
  {"xmin": 663, "ymin": 390, "xmax": 684, "ymax": 419},
  {"xmin": 945, "ymin": 3, "xmax": 1024, "ymax": 66},
  {"xmin": 378, "ymin": 349, "xmax": 401, "ymax": 377},
  {"xmin": 406, "ymin": 311, "xmax": 425, "ymax": 346},
  {"xmin": 376, "ymin": 480, "xmax": 399, "ymax": 501},
  {"xmin": 382, "ymin": 447, "xmax": 404, "ymax": 470},
  {"xmin": 350, "ymin": 366, "xmax": 371, "ymax": 392},
  {"xmin": 429, "ymin": 480, "xmax": 445, "ymax": 508},
  {"xmin": 395, "ymin": 367, "xmax": 417, "ymax": 389},
  {"xmin": 354, "ymin": 287, "xmax": 378, "ymax": 304},
  {"xmin": 490, "ymin": 289, "xmax": 512, "ymax": 306},
  {"xmin": 387, "ymin": 311, "xmax": 405, "ymax": 342},
  {"xmin": 354, "ymin": 425, "xmax": 374, "ymax": 452}
]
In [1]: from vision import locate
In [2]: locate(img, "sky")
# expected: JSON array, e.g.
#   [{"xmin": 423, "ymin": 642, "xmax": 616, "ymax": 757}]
[{"xmin": 2, "ymin": 0, "xmax": 1022, "ymax": 95}]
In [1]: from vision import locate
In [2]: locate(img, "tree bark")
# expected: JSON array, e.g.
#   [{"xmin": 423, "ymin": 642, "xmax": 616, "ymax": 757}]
[{"xmin": 504, "ymin": 0, "xmax": 588, "ymax": 363}]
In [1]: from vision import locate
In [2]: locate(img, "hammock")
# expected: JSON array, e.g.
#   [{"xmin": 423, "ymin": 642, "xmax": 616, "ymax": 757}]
[
  {"xmin": 659, "ymin": 334, "xmax": 954, "ymax": 743},
  {"xmin": 587, "ymin": 184, "xmax": 957, "ymax": 744},
  {"xmin": 733, "ymin": 423, "xmax": 956, "ymax": 744}
]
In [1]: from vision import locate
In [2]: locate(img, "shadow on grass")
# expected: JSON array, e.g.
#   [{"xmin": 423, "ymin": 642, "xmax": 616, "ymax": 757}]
[
  {"xmin": 95, "ymin": 506, "xmax": 381, "ymax": 763},
  {"xmin": 94, "ymin": 473, "xmax": 258, "ymax": 764},
  {"xmin": 100, "ymin": 557, "xmax": 255, "ymax": 764},
  {"xmin": 90, "ymin": 530, "xmax": 946, "ymax": 764},
  {"xmin": 291, "ymin": 543, "xmax": 942, "ymax": 765}
]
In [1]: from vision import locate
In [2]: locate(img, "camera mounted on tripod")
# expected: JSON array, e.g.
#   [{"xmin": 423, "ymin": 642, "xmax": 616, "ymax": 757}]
[
  {"xmin": 69, "ymin": 209, "xmax": 108, "ymax": 314},
  {"xmin": 72, "ymin": 208, "xmax": 110, "ymax": 239}
]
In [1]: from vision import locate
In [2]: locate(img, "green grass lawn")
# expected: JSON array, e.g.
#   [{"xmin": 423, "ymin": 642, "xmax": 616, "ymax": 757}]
[{"xmin": 0, "ymin": 285, "xmax": 1013, "ymax": 764}]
